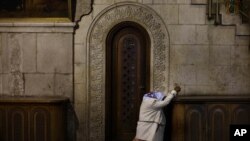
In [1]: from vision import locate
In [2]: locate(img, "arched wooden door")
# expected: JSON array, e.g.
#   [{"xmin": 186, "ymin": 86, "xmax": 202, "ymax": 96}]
[{"xmin": 106, "ymin": 22, "xmax": 150, "ymax": 141}]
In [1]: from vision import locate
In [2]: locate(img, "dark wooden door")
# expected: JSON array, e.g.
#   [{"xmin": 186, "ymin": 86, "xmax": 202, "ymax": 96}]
[{"xmin": 106, "ymin": 23, "xmax": 150, "ymax": 141}]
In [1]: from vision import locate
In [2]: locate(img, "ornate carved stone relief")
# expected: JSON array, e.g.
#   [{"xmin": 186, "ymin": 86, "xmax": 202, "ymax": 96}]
[{"xmin": 87, "ymin": 2, "xmax": 170, "ymax": 140}]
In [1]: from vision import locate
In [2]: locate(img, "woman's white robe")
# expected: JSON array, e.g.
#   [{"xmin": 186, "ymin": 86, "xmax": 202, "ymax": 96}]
[{"xmin": 135, "ymin": 91, "xmax": 176, "ymax": 141}]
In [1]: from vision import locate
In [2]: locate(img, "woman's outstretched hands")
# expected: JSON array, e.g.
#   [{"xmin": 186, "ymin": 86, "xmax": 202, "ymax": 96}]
[{"xmin": 174, "ymin": 83, "xmax": 181, "ymax": 94}]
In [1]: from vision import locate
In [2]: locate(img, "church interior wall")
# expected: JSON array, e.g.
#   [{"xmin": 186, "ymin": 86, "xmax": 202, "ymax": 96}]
[
  {"xmin": 0, "ymin": 0, "xmax": 249, "ymax": 141},
  {"xmin": 0, "ymin": 22, "xmax": 74, "ymax": 99},
  {"xmin": 74, "ymin": 0, "xmax": 250, "ymax": 140}
]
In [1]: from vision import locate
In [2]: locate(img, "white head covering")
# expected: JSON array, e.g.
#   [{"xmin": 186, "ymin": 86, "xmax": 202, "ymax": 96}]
[{"xmin": 143, "ymin": 91, "xmax": 165, "ymax": 101}]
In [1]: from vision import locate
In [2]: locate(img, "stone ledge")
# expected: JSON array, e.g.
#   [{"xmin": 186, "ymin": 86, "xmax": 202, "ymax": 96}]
[{"xmin": 0, "ymin": 18, "xmax": 75, "ymax": 33}]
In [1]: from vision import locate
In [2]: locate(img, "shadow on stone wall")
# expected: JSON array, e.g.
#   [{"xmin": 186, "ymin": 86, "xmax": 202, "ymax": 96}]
[{"xmin": 67, "ymin": 103, "xmax": 79, "ymax": 141}]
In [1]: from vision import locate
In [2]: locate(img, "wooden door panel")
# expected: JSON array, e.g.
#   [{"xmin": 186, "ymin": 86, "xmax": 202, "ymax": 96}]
[
  {"xmin": 185, "ymin": 104, "xmax": 206, "ymax": 141},
  {"xmin": 113, "ymin": 28, "xmax": 145, "ymax": 141},
  {"xmin": 107, "ymin": 23, "xmax": 150, "ymax": 141},
  {"xmin": 207, "ymin": 104, "xmax": 230, "ymax": 141}
]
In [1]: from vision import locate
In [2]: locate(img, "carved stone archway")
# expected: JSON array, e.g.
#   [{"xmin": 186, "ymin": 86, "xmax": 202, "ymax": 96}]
[{"xmin": 86, "ymin": 2, "xmax": 170, "ymax": 140}]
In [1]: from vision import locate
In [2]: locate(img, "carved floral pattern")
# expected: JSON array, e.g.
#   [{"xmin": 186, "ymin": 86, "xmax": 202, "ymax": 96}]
[{"xmin": 87, "ymin": 3, "xmax": 169, "ymax": 140}]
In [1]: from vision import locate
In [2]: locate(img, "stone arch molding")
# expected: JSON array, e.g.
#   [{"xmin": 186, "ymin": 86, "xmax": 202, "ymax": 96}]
[{"xmin": 87, "ymin": 2, "xmax": 170, "ymax": 140}]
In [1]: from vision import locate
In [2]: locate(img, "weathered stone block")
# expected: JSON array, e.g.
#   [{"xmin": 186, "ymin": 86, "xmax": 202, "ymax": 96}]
[
  {"xmin": 0, "ymin": 33, "xmax": 36, "ymax": 73},
  {"xmin": 1, "ymin": 74, "xmax": 10, "ymax": 94},
  {"xmin": 0, "ymin": 74, "xmax": 2, "ymax": 94},
  {"xmin": 177, "ymin": 0, "xmax": 191, "ymax": 4},
  {"xmin": 221, "ymin": 13, "xmax": 242, "ymax": 25},
  {"xmin": 74, "ymin": 103, "xmax": 86, "ymax": 124},
  {"xmin": 93, "ymin": 4, "xmax": 110, "ymax": 18},
  {"xmin": 143, "ymin": 0, "xmax": 153, "ymax": 4},
  {"xmin": 185, "ymin": 85, "xmax": 215, "ymax": 95},
  {"xmin": 231, "ymin": 45, "xmax": 250, "ymax": 66},
  {"xmin": 75, "ymin": 15, "xmax": 93, "ymax": 44},
  {"xmin": 20, "ymin": 33, "xmax": 36, "ymax": 72},
  {"xmin": 231, "ymin": 82, "xmax": 250, "ymax": 95},
  {"xmin": 178, "ymin": 65, "xmax": 197, "ymax": 85},
  {"xmin": 210, "ymin": 45, "xmax": 231, "ymax": 66},
  {"xmin": 153, "ymin": 0, "xmax": 167, "ymax": 4},
  {"xmin": 151, "ymin": 5, "xmax": 178, "ymax": 24},
  {"xmin": 236, "ymin": 24, "xmax": 250, "ymax": 36},
  {"xmin": 231, "ymin": 65, "xmax": 250, "ymax": 87},
  {"xmin": 37, "ymin": 33, "xmax": 72, "ymax": 73},
  {"xmin": 74, "ymin": 63, "xmax": 86, "ymax": 84},
  {"xmin": 25, "ymin": 74, "xmax": 54, "ymax": 95},
  {"xmin": 179, "ymin": 5, "xmax": 206, "ymax": 24},
  {"xmin": 209, "ymin": 26, "xmax": 235, "ymax": 45},
  {"xmin": 169, "ymin": 25, "xmax": 196, "ymax": 44},
  {"xmin": 196, "ymin": 65, "xmax": 213, "ymax": 85},
  {"xmin": 196, "ymin": 25, "xmax": 209, "ymax": 44},
  {"xmin": 173, "ymin": 45, "xmax": 209, "ymax": 65},
  {"xmin": 210, "ymin": 66, "xmax": 231, "ymax": 86},
  {"xmin": 1, "ymin": 34, "xmax": 9, "ymax": 73},
  {"xmin": 55, "ymin": 74, "xmax": 73, "ymax": 100},
  {"xmin": 75, "ymin": 44, "xmax": 86, "ymax": 64},
  {"xmin": 0, "ymin": 33, "xmax": 2, "ymax": 55},
  {"xmin": 235, "ymin": 36, "xmax": 250, "ymax": 46},
  {"xmin": 191, "ymin": 0, "xmax": 206, "ymax": 4},
  {"xmin": 74, "ymin": 83, "xmax": 87, "ymax": 104},
  {"xmin": 94, "ymin": 0, "xmax": 114, "ymax": 4},
  {"xmin": 168, "ymin": 0, "xmax": 177, "ymax": 3}
]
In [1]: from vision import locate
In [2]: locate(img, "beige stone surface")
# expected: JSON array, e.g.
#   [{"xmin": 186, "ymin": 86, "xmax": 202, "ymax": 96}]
[
  {"xmin": 209, "ymin": 26, "xmax": 235, "ymax": 45},
  {"xmin": 1, "ymin": 74, "xmax": 10, "ymax": 94},
  {"xmin": 12, "ymin": 33, "xmax": 36, "ymax": 73},
  {"xmin": 179, "ymin": 5, "xmax": 206, "ymax": 24},
  {"xmin": 115, "ymin": 0, "xmax": 138, "ymax": 2},
  {"xmin": 75, "ymin": 15, "xmax": 93, "ymax": 44},
  {"xmin": 71, "ymin": 1, "xmax": 250, "ymax": 141},
  {"xmin": 169, "ymin": 25, "xmax": 196, "ymax": 44},
  {"xmin": 143, "ymin": 0, "xmax": 153, "ymax": 3},
  {"xmin": 191, "ymin": 0, "xmax": 206, "ymax": 4},
  {"xmin": 236, "ymin": 24, "xmax": 250, "ymax": 36},
  {"xmin": 235, "ymin": 36, "xmax": 250, "ymax": 46},
  {"xmin": 196, "ymin": 25, "xmax": 209, "ymax": 44},
  {"xmin": 177, "ymin": 65, "xmax": 197, "ymax": 85},
  {"xmin": 184, "ymin": 85, "xmax": 215, "ymax": 95},
  {"xmin": 75, "ymin": 44, "xmax": 86, "ymax": 64},
  {"xmin": 0, "ymin": 34, "xmax": 2, "ymax": 73},
  {"xmin": 1, "ymin": 34, "xmax": 9, "ymax": 73},
  {"xmin": 177, "ymin": 0, "xmax": 191, "ymax": 4},
  {"xmin": 92, "ymin": 4, "xmax": 110, "ymax": 18},
  {"xmin": 196, "ymin": 65, "xmax": 213, "ymax": 85},
  {"xmin": 94, "ymin": 0, "xmax": 114, "ymax": 4},
  {"xmin": 37, "ymin": 33, "xmax": 73, "ymax": 73},
  {"xmin": 75, "ymin": 0, "xmax": 92, "ymax": 21},
  {"xmin": 172, "ymin": 45, "xmax": 209, "ymax": 65},
  {"xmin": 0, "ymin": 74, "xmax": 2, "ymax": 94},
  {"xmin": 74, "ymin": 63, "xmax": 86, "ymax": 84},
  {"xmin": 55, "ymin": 74, "xmax": 73, "ymax": 100},
  {"xmin": 74, "ymin": 83, "xmax": 87, "ymax": 104},
  {"xmin": 153, "ymin": 0, "xmax": 167, "ymax": 4},
  {"xmin": 231, "ymin": 64, "xmax": 250, "ymax": 94},
  {"xmin": 231, "ymin": 45, "xmax": 250, "ymax": 66},
  {"xmin": 151, "ymin": 5, "xmax": 179, "ymax": 24},
  {"xmin": 210, "ymin": 45, "xmax": 231, "ymax": 66},
  {"xmin": 25, "ymin": 74, "xmax": 54, "ymax": 95}
]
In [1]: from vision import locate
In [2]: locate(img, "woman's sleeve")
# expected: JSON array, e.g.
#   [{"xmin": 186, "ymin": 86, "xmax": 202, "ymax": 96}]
[{"xmin": 151, "ymin": 90, "xmax": 177, "ymax": 109}]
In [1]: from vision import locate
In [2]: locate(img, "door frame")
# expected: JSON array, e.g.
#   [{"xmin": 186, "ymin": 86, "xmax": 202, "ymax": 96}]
[{"xmin": 105, "ymin": 21, "xmax": 151, "ymax": 141}]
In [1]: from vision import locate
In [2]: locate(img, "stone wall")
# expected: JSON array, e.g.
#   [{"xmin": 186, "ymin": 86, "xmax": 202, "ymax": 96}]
[
  {"xmin": 0, "ymin": 20, "xmax": 74, "ymax": 100},
  {"xmin": 74, "ymin": 0, "xmax": 250, "ymax": 140}
]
